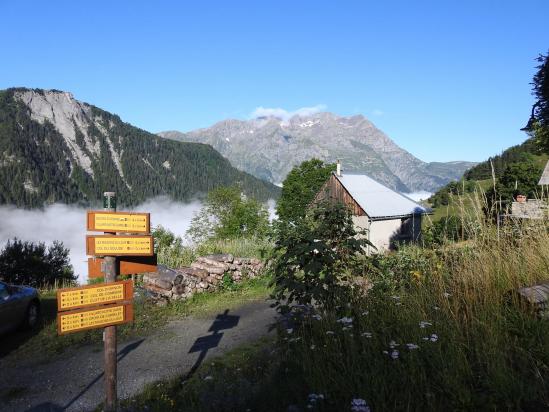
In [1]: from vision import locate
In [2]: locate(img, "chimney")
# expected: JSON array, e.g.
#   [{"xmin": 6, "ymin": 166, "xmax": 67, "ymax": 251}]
[{"xmin": 336, "ymin": 160, "xmax": 341, "ymax": 177}]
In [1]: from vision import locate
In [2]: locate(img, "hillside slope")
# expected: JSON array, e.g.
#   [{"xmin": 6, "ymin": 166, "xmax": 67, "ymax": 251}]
[
  {"xmin": 0, "ymin": 88, "xmax": 279, "ymax": 207},
  {"xmin": 160, "ymin": 113, "xmax": 475, "ymax": 192}
]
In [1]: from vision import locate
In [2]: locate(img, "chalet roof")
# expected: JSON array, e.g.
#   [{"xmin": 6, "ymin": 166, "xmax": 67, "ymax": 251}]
[
  {"xmin": 539, "ymin": 160, "xmax": 549, "ymax": 185},
  {"xmin": 334, "ymin": 173, "xmax": 431, "ymax": 219}
]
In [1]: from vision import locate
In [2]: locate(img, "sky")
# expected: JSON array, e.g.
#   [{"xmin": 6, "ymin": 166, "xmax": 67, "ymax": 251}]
[{"xmin": 0, "ymin": 1, "xmax": 548, "ymax": 163}]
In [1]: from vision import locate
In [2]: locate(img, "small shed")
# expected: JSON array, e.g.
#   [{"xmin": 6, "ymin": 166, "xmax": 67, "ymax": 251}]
[{"xmin": 314, "ymin": 168, "xmax": 431, "ymax": 252}]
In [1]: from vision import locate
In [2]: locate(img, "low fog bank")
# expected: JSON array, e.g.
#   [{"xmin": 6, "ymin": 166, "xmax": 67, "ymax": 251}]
[
  {"xmin": 404, "ymin": 191, "xmax": 432, "ymax": 202},
  {"xmin": 0, "ymin": 198, "xmax": 202, "ymax": 284}
]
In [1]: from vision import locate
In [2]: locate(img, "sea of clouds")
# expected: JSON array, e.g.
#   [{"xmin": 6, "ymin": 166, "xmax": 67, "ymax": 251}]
[
  {"xmin": 0, "ymin": 197, "xmax": 278, "ymax": 284},
  {"xmin": 0, "ymin": 197, "xmax": 203, "ymax": 284}
]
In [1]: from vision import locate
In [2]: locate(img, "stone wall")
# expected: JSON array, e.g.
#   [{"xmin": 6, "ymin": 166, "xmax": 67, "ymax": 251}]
[{"xmin": 142, "ymin": 254, "xmax": 264, "ymax": 301}]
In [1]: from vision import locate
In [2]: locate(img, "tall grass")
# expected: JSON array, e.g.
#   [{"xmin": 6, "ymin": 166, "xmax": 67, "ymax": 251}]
[
  {"xmin": 157, "ymin": 236, "xmax": 273, "ymax": 269},
  {"xmin": 274, "ymin": 191, "xmax": 549, "ymax": 411}
]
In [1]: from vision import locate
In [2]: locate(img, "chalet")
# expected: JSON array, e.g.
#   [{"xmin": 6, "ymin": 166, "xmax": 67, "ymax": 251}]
[{"xmin": 314, "ymin": 163, "xmax": 431, "ymax": 252}]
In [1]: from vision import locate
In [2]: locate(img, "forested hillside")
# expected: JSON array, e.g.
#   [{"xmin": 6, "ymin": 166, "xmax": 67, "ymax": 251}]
[{"xmin": 0, "ymin": 88, "xmax": 279, "ymax": 208}]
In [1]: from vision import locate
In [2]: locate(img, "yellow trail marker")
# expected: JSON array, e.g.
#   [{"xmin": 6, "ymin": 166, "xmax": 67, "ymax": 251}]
[
  {"xmin": 57, "ymin": 303, "xmax": 133, "ymax": 335},
  {"xmin": 86, "ymin": 235, "xmax": 154, "ymax": 256},
  {"xmin": 57, "ymin": 280, "xmax": 133, "ymax": 311},
  {"xmin": 87, "ymin": 211, "xmax": 150, "ymax": 233}
]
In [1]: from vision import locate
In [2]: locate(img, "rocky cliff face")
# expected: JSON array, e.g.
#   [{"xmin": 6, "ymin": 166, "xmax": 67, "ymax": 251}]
[
  {"xmin": 160, "ymin": 113, "xmax": 475, "ymax": 192},
  {"xmin": 0, "ymin": 88, "xmax": 279, "ymax": 207}
]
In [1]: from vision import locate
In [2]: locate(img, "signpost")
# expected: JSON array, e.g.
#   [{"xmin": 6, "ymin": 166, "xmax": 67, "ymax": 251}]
[
  {"xmin": 88, "ymin": 256, "xmax": 157, "ymax": 279},
  {"xmin": 56, "ymin": 191, "xmax": 157, "ymax": 411},
  {"xmin": 86, "ymin": 235, "xmax": 154, "ymax": 256},
  {"xmin": 87, "ymin": 211, "xmax": 150, "ymax": 233},
  {"xmin": 58, "ymin": 302, "xmax": 133, "ymax": 335},
  {"xmin": 57, "ymin": 280, "xmax": 133, "ymax": 311}
]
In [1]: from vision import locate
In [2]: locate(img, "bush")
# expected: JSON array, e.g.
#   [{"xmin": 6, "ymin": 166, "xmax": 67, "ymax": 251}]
[
  {"xmin": 0, "ymin": 238, "xmax": 75, "ymax": 287},
  {"xmin": 270, "ymin": 201, "xmax": 372, "ymax": 314}
]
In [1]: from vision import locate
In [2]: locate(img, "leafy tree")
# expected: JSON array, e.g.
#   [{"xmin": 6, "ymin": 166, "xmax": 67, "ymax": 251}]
[
  {"xmin": 270, "ymin": 201, "xmax": 373, "ymax": 314},
  {"xmin": 187, "ymin": 186, "xmax": 270, "ymax": 243},
  {"xmin": 0, "ymin": 238, "xmax": 75, "ymax": 287},
  {"xmin": 525, "ymin": 52, "xmax": 549, "ymax": 152},
  {"xmin": 276, "ymin": 159, "xmax": 336, "ymax": 224}
]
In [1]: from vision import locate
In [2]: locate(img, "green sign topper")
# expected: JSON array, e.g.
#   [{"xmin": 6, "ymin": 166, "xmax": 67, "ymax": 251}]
[{"xmin": 103, "ymin": 192, "xmax": 117, "ymax": 210}]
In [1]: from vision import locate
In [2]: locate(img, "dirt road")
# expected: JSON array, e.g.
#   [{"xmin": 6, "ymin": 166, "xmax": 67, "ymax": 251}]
[{"xmin": 0, "ymin": 300, "xmax": 276, "ymax": 412}]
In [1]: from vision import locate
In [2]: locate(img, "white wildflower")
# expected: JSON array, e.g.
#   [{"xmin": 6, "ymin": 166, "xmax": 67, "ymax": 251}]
[
  {"xmin": 406, "ymin": 343, "xmax": 420, "ymax": 350},
  {"xmin": 443, "ymin": 292, "xmax": 452, "ymax": 298},
  {"xmin": 390, "ymin": 350, "xmax": 400, "ymax": 360},
  {"xmin": 362, "ymin": 311, "xmax": 369, "ymax": 316},
  {"xmin": 430, "ymin": 334, "xmax": 438, "ymax": 342},
  {"xmin": 391, "ymin": 295, "xmax": 400, "ymax": 300},
  {"xmin": 336, "ymin": 316, "xmax": 353, "ymax": 325},
  {"xmin": 312, "ymin": 314, "xmax": 322, "ymax": 321},
  {"xmin": 326, "ymin": 331, "xmax": 335, "ymax": 335},
  {"xmin": 286, "ymin": 328, "xmax": 293, "ymax": 334},
  {"xmin": 203, "ymin": 375, "xmax": 213, "ymax": 381},
  {"xmin": 351, "ymin": 398, "xmax": 370, "ymax": 412},
  {"xmin": 419, "ymin": 321, "xmax": 432, "ymax": 328},
  {"xmin": 361, "ymin": 332, "xmax": 372, "ymax": 338},
  {"xmin": 388, "ymin": 340, "xmax": 399, "ymax": 349}
]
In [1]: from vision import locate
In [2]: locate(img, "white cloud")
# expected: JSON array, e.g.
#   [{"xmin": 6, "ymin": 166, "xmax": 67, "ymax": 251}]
[
  {"xmin": 372, "ymin": 109, "xmax": 384, "ymax": 117},
  {"xmin": 251, "ymin": 104, "xmax": 327, "ymax": 121},
  {"xmin": 0, "ymin": 198, "xmax": 202, "ymax": 284}
]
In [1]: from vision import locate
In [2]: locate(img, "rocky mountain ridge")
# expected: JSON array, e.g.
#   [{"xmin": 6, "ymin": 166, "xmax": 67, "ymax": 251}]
[
  {"xmin": 0, "ymin": 88, "xmax": 279, "ymax": 207},
  {"xmin": 160, "ymin": 113, "xmax": 476, "ymax": 192}
]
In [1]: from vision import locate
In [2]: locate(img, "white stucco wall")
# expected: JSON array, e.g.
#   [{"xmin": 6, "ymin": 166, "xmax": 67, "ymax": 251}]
[{"xmin": 369, "ymin": 219, "xmax": 403, "ymax": 251}]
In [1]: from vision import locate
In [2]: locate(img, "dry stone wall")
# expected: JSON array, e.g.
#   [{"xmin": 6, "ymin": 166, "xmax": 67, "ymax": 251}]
[{"xmin": 142, "ymin": 254, "xmax": 264, "ymax": 301}]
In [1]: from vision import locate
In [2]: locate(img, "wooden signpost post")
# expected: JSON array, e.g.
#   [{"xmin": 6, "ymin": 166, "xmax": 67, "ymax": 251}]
[{"xmin": 56, "ymin": 191, "xmax": 157, "ymax": 411}]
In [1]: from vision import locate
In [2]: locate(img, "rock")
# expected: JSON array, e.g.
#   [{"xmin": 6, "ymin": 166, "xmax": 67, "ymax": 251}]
[{"xmin": 190, "ymin": 262, "xmax": 226, "ymax": 275}]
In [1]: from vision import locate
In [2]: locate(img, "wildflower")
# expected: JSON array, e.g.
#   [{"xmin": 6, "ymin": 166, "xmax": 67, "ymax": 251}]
[
  {"xmin": 388, "ymin": 340, "xmax": 399, "ymax": 349},
  {"xmin": 361, "ymin": 310, "xmax": 369, "ymax": 316},
  {"xmin": 430, "ymin": 334, "xmax": 438, "ymax": 342},
  {"xmin": 391, "ymin": 295, "xmax": 400, "ymax": 300},
  {"xmin": 312, "ymin": 314, "xmax": 322, "ymax": 321},
  {"xmin": 443, "ymin": 292, "xmax": 452, "ymax": 298},
  {"xmin": 411, "ymin": 270, "xmax": 422, "ymax": 282},
  {"xmin": 337, "ymin": 316, "xmax": 353, "ymax": 325},
  {"xmin": 313, "ymin": 248, "xmax": 319, "ymax": 254},
  {"xmin": 203, "ymin": 375, "xmax": 213, "ymax": 381},
  {"xmin": 390, "ymin": 350, "xmax": 400, "ymax": 360},
  {"xmin": 433, "ymin": 306, "xmax": 440, "ymax": 311},
  {"xmin": 419, "ymin": 321, "xmax": 432, "ymax": 328},
  {"xmin": 286, "ymin": 328, "xmax": 293, "ymax": 334},
  {"xmin": 351, "ymin": 398, "xmax": 371, "ymax": 412},
  {"xmin": 361, "ymin": 332, "xmax": 372, "ymax": 338},
  {"xmin": 382, "ymin": 350, "xmax": 388, "ymax": 354},
  {"xmin": 406, "ymin": 343, "xmax": 420, "ymax": 350},
  {"xmin": 326, "ymin": 330, "xmax": 335, "ymax": 335},
  {"xmin": 310, "ymin": 344, "xmax": 316, "ymax": 350}
]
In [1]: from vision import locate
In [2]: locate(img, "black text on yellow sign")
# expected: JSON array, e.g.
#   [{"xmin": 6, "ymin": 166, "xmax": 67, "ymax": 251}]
[
  {"xmin": 86, "ymin": 235, "xmax": 154, "ymax": 256},
  {"xmin": 87, "ymin": 211, "xmax": 150, "ymax": 233},
  {"xmin": 56, "ymin": 280, "xmax": 133, "ymax": 311},
  {"xmin": 57, "ymin": 302, "xmax": 134, "ymax": 335}
]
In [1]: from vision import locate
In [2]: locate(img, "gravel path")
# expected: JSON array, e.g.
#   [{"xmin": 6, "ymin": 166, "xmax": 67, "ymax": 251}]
[{"xmin": 0, "ymin": 300, "xmax": 277, "ymax": 412}]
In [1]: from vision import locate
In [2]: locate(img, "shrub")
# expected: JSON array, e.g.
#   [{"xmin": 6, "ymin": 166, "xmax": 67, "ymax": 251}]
[
  {"xmin": 270, "ymin": 201, "xmax": 372, "ymax": 314},
  {"xmin": 0, "ymin": 238, "xmax": 75, "ymax": 287}
]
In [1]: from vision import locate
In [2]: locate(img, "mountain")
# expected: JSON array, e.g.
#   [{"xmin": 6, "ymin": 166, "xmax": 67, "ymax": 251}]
[
  {"xmin": 0, "ymin": 88, "xmax": 279, "ymax": 208},
  {"xmin": 159, "ymin": 113, "xmax": 476, "ymax": 193}
]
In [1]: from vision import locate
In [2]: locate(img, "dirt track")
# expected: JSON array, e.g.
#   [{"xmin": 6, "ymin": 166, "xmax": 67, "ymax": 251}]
[{"xmin": 0, "ymin": 300, "xmax": 276, "ymax": 412}]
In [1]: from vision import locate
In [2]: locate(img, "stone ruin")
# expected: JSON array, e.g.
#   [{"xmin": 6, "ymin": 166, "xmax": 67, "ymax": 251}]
[{"xmin": 142, "ymin": 254, "xmax": 264, "ymax": 301}]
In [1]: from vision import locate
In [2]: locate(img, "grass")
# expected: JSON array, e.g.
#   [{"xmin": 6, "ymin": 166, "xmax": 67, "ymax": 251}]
[
  {"xmin": 124, "ymin": 198, "xmax": 549, "ymax": 411},
  {"xmin": 4, "ymin": 275, "xmax": 272, "ymax": 362}
]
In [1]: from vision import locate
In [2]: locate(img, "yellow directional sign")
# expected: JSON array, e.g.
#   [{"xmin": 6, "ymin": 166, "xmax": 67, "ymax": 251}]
[
  {"xmin": 57, "ymin": 303, "xmax": 133, "ymax": 335},
  {"xmin": 87, "ymin": 211, "xmax": 150, "ymax": 233},
  {"xmin": 86, "ymin": 235, "xmax": 154, "ymax": 256},
  {"xmin": 57, "ymin": 280, "xmax": 133, "ymax": 311}
]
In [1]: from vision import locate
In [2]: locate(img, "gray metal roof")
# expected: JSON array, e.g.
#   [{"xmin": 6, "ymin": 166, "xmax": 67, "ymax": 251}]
[
  {"xmin": 335, "ymin": 173, "xmax": 431, "ymax": 219},
  {"xmin": 539, "ymin": 160, "xmax": 549, "ymax": 185}
]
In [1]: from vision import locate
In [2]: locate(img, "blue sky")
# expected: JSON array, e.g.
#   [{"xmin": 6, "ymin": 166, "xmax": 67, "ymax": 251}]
[{"xmin": 1, "ymin": 1, "xmax": 547, "ymax": 162}]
